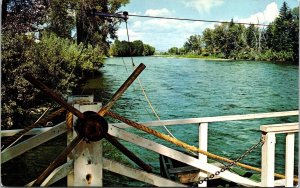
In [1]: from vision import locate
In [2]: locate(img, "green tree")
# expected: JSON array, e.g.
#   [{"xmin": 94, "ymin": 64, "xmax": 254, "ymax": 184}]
[
  {"xmin": 75, "ymin": 0, "xmax": 129, "ymax": 55},
  {"xmin": 47, "ymin": 0, "xmax": 75, "ymax": 38},
  {"xmin": 143, "ymin": 44, "xmax": 155, "ymax": 56},
  {"xmin": 168, "ymin": 47, "xmax": 179, "ymax": 55},
  {"xmin": 265, "ymin": 2, "xmax": 298, "ymax": 62},
  {"xmin": 132, "ymin": 40, "xmax": 144, "ymax": 56},
  {"xmin": 2, "ymin": 0, "xmax": 48, "ymax": 33},
  {"xmin": 183, "ymin": 34, "xmax": 202, "ymax": 54},
  {"xmin": 203, "ymin": 28, "xmax": 216, "ymax": 54},
  {"xmin": 246, "ymin": 24, "xmax": 259, "ymax": 49}
]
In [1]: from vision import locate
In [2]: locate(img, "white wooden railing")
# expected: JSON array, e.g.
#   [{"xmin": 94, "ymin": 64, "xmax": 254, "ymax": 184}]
[
  {"xmin": 1, "ymin": 105, "xmax": 298, "ymax": 187},
  {"xmin": 260, "ymin": 122, "xmax": 298, "ymax": 187}
]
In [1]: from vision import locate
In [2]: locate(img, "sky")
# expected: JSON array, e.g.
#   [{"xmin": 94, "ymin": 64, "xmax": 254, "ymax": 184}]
[{"xmin": 116, "ymin": 0, "xmax": 299, "ymax": 51}]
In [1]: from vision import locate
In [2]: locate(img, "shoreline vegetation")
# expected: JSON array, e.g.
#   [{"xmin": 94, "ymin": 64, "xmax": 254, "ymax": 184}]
[
  {"xmin": 152, "ymin": 54, "xmax": 296, "ymax": 64},
  {"xmin": 162, "ymin": 2, "xmax": 299, "ymax": 65}
]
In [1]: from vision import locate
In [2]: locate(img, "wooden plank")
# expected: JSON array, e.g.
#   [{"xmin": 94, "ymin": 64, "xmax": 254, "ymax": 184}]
[
  {"xmin": 70, "ymin": 102, "xmax": 103, "ymax": 186},
  {"xmin": 1, "ymin": 122, "xmax": 67, "ymax": 164},
  {"xmin": 198, "ymin": 123, "xmax": 208, "ymax": 187},
  {"xmin": 108, "ymin": 126, "xmax": 260, "ymax": 187},
  {"xmin": 261, "ymin": 133, "xmax": 276, "ymax": 187},
  {"xmin": 67, "ymin": 95, "xmax": 94, "ymax": 103},
  {"xmin": 26, "ymin": 160, "xmax": 74, "ymax": 186},
  {"xmin": 103, "ymin": 158, "xmax": 186, "ymax": 187},
  {"xmin": 285, "ymin": 133, "xmax": 295, "ymax": 187},
  {"xmin": 1, "ymin": 127, "xmax": 53, "ymax": 137},
  {"xmin": 42, "ymin": 160, "xmax": 74, "ymax": 186},
  {"xmin": 111, "ymin": 110, "xmax": 298, "ymax": 129},
  {"xmin": 260, "ymin": 123, "xmax": 298, "ymax": 133}
]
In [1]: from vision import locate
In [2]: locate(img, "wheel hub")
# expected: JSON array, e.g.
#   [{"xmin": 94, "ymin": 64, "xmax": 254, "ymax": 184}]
[{"xmin": 75, "ymin": 111, "xmax": 108, "ymax": 142}]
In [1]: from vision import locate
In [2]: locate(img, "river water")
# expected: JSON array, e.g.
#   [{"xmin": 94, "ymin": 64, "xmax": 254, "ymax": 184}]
[
  {"xmin": 97, "ymin": 57, "xmax": 298, "ymax": 174},
  {"xmin": 2, "ymin": 57, "xmax": 298, "ymax": 186}
]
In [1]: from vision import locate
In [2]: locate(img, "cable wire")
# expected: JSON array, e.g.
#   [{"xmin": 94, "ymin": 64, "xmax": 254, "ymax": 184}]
[{"xmin": 128, "ymin": 14, "xmax": 270, "ymax": 27}]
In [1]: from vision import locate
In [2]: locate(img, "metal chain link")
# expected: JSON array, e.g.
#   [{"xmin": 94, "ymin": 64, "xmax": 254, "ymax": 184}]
[{"xmin": 196, "ymin": 136, "xmax": 265, "ymax": 185}]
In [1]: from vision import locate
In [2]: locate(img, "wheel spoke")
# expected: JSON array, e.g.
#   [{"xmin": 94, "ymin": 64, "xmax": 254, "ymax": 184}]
[
  {"xmin": 24, "ymin": 74, "xmax": 84, "ymax": 119},
  {"xmin": 31, "ymin": 135, "xmax": 82, "ymax": 186},
  {"xmin": 105, "ymin": 133, "xmax": 152, "ymax": 172},
  {"xmin": 98, "ymin": 63, "xmax": 146, "ymax": 116}
]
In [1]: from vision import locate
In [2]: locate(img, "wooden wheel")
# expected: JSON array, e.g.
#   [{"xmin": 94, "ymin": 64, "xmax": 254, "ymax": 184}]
[{"xmin": 22, "ymin": 63, "xmax": 152, "ymax": 186}]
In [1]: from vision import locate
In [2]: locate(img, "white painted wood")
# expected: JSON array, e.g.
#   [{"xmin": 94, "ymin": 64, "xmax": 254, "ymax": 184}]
[
  {"xmin": 274, "ymin": 179, "xmax": 286, "ymax": 186},
  {"xmin": 67, "ymin": 95, "xmax": 94, "ymax": 104},
  {"xmin": 261, "ymin": 133, "xmax": 276, "ymax": 187},
  {"xmin": 67, "ymin": 103, "xmax": 80, "ymax": 186},
  {"xmin": 67, "ymin": 96, "xmax": 93, "ymax": 186},
  {"xmin": 42, "ymin": 160, "xmax": 74, "ymax": 186},
  {"xmin": 1, "ymin": 127, "xmax": 53, "ymax": 137},
  {"xmin": 108, "ymin": 125, "xmax": 260, "ymax": 187},
  {"xmin": 285, "ymin": 133, "xmax": 295, "ymax": 187},
  {"xmin": 111, "ymin": 110, "xmax": 298, "ymax": 129},
  {"xmin": 103, "ymin": 158, "xmax": 186, "ymax": 187},
  {"xmin": 198, "ymin": 123, "xmax": 208, "ymax": 187},
  {"xmin": 68, "ymin": 101, "xmax": 103, "ymax": 187},
  {"xmin": 1, "ymin": 122, "xmax": 67, "ymax": 164},
  {"xmin": 260, "ymin": 123, "xmax": 298, "ymax": 133}
]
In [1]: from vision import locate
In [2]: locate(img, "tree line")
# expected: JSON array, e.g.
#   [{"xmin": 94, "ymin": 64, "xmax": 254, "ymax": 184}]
[
  {"xmin": 1, "ymin": 0, "xmax": 129, "ymax": 129},
  {"xmin": 110, "ymin": 39, "xmax": 155, "ymax": 56},
  {"xmin": 166, "ymin": 2, "xmax": 298, "ymax": 63}
]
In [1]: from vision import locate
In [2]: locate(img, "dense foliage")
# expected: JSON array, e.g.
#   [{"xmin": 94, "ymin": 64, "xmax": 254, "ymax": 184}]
[
  {"xmin": 1, "ymin": 0, "xmax": 129, "ymax": 129},
  {"xmin": 167, "ymin": 2, "xmax": 299, "ymax": 63},
  {"xmin": 110, "ymin": 39, "xmax": 155, "ymax": 56}
]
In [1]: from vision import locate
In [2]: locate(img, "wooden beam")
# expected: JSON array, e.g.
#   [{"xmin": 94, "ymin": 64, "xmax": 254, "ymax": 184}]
[
  {"xmin": 198, "ymin": 123, "xmax": 208, "ymax": 187},
  {"xmin": 261, "ymin": 133, "xmax": 276, "ymax": 187},
  {"xmin": 1, "ymin": 122, "xmax": 67, "ymax": 164},
  {"xmin": 108, "ymin": 126, "xmax": 260, "ymax": 187},
  {"xmin": 1, "ymin": 127, "xmax": 54, "ymax": 137},
  {"xmin": 111, "ymin": 110, "xmax": 299, "ymax": 129},
  {"xmin": 260, "ymin": 123, "xmax": 298, "ymax": 133},
  {"xmin": 69, "ymin": 102, "xmax": 103, "ymax": 186},
  {"xmin": 285, "ymin": 133, "xmax": 295, "ymax": 187},
  {"xmin": 103, "ymin": 158, "xmax": 186, "ymax": 187}
]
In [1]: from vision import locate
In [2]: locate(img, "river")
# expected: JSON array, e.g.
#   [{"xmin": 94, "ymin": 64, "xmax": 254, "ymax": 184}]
[
  {"xmin": 2, "ymin": 57, "xmax": 298, "ymax": 186},
  {"xmin": 84, "ymin": 56, "xmax": 298, "ymax": 174}
]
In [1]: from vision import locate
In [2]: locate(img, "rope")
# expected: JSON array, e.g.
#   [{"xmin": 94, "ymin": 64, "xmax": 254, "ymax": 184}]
[
  {"xmin": 65, "ymin": 99, "xmax": 93, "ymax": 128},
  {"xmin": 124, "ymin": 21, "xmax": 177, "ymax": 139},
  {"xmin": 66, "ymin": 111, "xmax": 73, "ymax": 129},
  {"xmin": 107, "ymin": 111, "xmax": 298, "ymax": 182},
  {"xmin": 2, "ymin": 107, "xmax": 66, "ymax": 149}
]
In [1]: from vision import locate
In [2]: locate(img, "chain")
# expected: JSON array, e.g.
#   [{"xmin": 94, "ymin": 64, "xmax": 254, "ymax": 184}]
[{"xmin": 196, "ymin": 136, "xmax": 265, "ymax": 185}]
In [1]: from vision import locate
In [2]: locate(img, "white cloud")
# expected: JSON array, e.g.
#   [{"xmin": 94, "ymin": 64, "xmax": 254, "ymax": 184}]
[
  {"xmin": 116, "ymin": 8, "xmax": 207, "ymax": 51},
  {"xmin": 145, "ymin": 8, "xmax": 174, "ymax": 16},
  {"xmin": 183, "ymin": 0, "xmax": 224, "ymax": 13},
  {"xmin": 238, "ymin": 2, "xmax": 279, "ymax": 25}
]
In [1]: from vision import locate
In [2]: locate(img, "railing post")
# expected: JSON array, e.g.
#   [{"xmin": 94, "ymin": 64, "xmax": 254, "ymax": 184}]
[
  {"xmin": 198, "ymin": 123, "xmax": 208, "ymax": 187},
  {"xmin": 261, "ymin": 132, "xmax": 276, "ymax": 187},
  {"xmin": 285, "ymin": 133, "xmax": 295, "ymax": 187},
  {"xmin": 67, "ymin": 96, "xmax": 103, "ymax": 186}
]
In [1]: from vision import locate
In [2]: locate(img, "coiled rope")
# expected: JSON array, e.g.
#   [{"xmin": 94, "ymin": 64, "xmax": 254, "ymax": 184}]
[{"xmin": 107, "ymin": 111, "xmax": 298, "ymax": 182}]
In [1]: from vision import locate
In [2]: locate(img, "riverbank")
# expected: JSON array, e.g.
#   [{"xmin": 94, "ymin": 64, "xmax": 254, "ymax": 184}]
[
  {"xmin": 153, "ymin": 54, "xmax": 298, "ymax": 64},
  {"xmin": 154, "ymin": 54, "xmax": 229, "ymax": 61}
]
